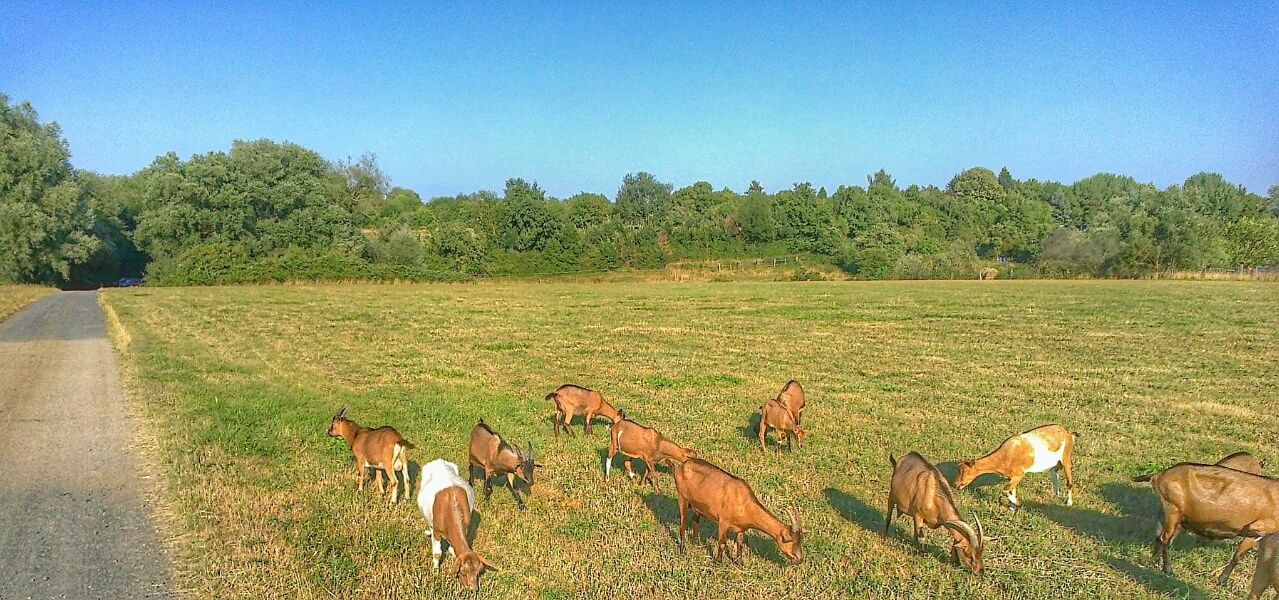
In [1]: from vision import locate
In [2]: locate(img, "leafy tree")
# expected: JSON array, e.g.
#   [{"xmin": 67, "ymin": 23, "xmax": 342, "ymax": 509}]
[
  {"xmin": 1227, "ymin": 217, "xmax": 1279, "ymax": 268},
  {"xmin": 616, "ymin": 172, "xmax": 672, "ymax": 224},
  {"xmin": 0, "ymin": 96, "xmax": 101, "ymax": 284},
  {"xmin": 498, "ymin": 178, "xmax": 559, "ymax": 252}
]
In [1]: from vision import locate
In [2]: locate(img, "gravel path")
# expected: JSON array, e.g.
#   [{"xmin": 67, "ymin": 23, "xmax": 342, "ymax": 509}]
[{"xmin": 0, "ymin": 291, "xmax": 172, "ymax": 599}]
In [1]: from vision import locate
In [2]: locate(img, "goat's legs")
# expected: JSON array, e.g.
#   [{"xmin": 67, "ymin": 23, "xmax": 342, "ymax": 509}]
[
  {"xmin": 758, "ymin": 421, "xmax": 768, "ymax": 453},
  {"xmin": 643, "ymin": 459, "xmax": 660, "ymax": 491},
  {"xmin": 1004, "ymin": 474, "xmax": 1025, "ymax": 511},
  {"xmin": 1155, "ymin": 509, "xmax": 1182, "ymax": 575},
  {"xmin": 715, "ymin": 525, "xmax": 730, "ymax": 562},
  {"xmin": 884, "ymin": 498, "xmax": 896, "ymax": 537},
  {"xmin": 585, "ymin": 411, "xmax": 596, "ymax": 435},
  {"xmin": 506, "ymin": 473, "xmax": 526, "ymax": 510},
  {"xmin": 733, "ymin": 531, "xmax": 746, "ymax": 563},
  {"xmin": 677, "ymin": 498, "xmax": 689, "ymax": 553},
  {"xmin": 430, "ymin": 532, "xmax": 443, "ymax": 570},
  {"xmin": 1061, "ymin": 453, "xmax": 1076, "ymax": 506},
  {"xmin": 913, "ymin": 516, "xmax": 926, "ymax": 553},
  {"xmin": 1219, "ymin": 536, "xmax": 1259, "ymax": 586},
  {"xmin": 354, "ymin": 459, "xmax": 367, "ymax": 492}
]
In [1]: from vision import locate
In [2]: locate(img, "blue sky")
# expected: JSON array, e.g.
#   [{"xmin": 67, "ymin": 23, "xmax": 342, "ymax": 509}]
[{"xmin": 3, "ymin": 2, "xmax": 1277, "ymax": 198}]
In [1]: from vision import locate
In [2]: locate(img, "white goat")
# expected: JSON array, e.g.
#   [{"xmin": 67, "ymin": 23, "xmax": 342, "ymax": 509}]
[{"xmin": 416, "ymin": 459, "xmax": 477, "ymax": 570}]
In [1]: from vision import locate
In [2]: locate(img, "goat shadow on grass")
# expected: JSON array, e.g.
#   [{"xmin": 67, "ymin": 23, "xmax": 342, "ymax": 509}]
[
  {"xmin": 1035, "ymin": 482, "xmax": 1179, "ymax": 548},
  {"xmin": 464, "ymin": 464, "xmax": 532, "ymax": 507},
  {"xmin": 1105, "ymin": 557, "xmax": 1209, "ymax": 600},
  {"xmin": 823, "ymin": 487, "xmax": 951, "ymax": 566},
  {"xmin": 739, "ymin": 412, "xmax": 762, "ymax": 443},
  {"xmin": 641, "ymin": 493, "xmax": 790, "ymax": 566},
  {"xmin": 549, "ymin": 413, "xmax": 609, "ymax": 436}
]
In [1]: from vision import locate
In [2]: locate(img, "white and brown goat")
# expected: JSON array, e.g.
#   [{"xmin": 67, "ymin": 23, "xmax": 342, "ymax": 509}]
[
  {"xmin": 887, "ymin": 452, "xmax": 987, "ymax": 575},
  {"xmin": 546, "ymin": 383, "xmax": 622, "ymax": 436},
  {"xmin": 327, "ymin": 406, "xmax": 414, "ymax": 503},
  {"xmin": 759, "ymin": 397, "xmax": 807, "ymax": 453},
  {"xmin": 954, "ymin": 424, "xmax": 1076, "ymax": 510},
  {"xmin": 606, "ymin": 411, "xmax": 697, "ymax": 491},
  {"xmin": 416, "ymin": 459, "xmax": 498, "ymax": 591},
  {"xmin": 673, "ymin": 457, "xmax": 803, "ymax": 564},
  {"xmin": 468, "ymin": 419, "xmax": 541, "ymax": 510}
]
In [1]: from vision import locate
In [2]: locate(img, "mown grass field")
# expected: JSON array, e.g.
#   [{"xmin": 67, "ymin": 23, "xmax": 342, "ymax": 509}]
[
  {"xmin": 0, "ymin": 284, "xmax": 57, "ymax": 321},
  {"xmin": 101, "ymin": 280, "xmax": 1279, "ymax": 599}
]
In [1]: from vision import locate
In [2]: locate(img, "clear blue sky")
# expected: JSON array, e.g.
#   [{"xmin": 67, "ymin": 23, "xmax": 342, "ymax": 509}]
[{"xmin": 3, "ymin": 2, "xmax": 1277, "ymax": 199}]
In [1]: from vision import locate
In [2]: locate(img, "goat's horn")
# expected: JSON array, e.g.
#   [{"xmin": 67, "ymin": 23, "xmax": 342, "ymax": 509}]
[
  {"xmin": 974, "ymin": 513, "xmax": 985, "ymax": 547},
  {"xmin": 942, "ymin": 520, "xmax": 980, "ymax": 549},
  {"xmin": 788, "ymin": 508, "xmax": 802, "ymax": 532},
  {"xmin": 334, "ymin": 406, "xmax": 348, "ymax": 419}
]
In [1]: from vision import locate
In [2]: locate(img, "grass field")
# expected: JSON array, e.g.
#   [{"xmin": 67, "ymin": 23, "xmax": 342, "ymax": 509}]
[
  {"xmin": 0, "ymin": 285, "xmax": 57, "ymax": 321},
  {"xmin": 101, "ymin": 280, "xmax": 1279, "ymax": 599}
]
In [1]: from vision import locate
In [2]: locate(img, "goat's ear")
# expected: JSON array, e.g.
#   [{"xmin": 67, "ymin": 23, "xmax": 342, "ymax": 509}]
[{"xmin": 480, "ymin": 556, "xmax": 500, "ymax": 572}]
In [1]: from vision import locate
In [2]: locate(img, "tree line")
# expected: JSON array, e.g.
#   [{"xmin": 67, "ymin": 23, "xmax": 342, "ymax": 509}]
[{"xmin": 3, "ymin": 95, "xmax": 1278, "ymax": 288}]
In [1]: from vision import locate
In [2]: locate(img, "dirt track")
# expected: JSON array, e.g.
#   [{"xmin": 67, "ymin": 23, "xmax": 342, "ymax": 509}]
[{"xmin": 0, "ymin": 291, "xmax": 172, "ymax": 599}]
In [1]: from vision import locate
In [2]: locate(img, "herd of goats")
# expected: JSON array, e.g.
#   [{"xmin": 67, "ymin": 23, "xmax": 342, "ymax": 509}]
[{"xmin": 326, "ymin": 381, "xmax": 1279, "ymax": 597}]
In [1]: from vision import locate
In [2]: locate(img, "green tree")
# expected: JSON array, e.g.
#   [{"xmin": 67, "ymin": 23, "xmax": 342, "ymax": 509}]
[
  {"xmin": 498, "ymin": 178, "xmax": 559, "ymax": 252},
  {"xmin": 616, "ymin": 172, "xmax": 672, "ymax": 224},
  {"xmin": 0, "ymin": 96, "xmax": 100, "ymax": 284},
  {"xmin": 1227, "ymin": 217, "xmax": 1279, "ymax": 268}
]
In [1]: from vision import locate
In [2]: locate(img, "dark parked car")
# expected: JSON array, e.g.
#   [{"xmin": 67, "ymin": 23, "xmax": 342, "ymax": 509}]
[{"xmin": 116, "ymin": 278, "xmax": 143, "ymax": 287}]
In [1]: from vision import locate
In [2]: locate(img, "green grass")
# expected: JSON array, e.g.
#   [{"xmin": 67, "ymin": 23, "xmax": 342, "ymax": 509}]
[
  {"xmin": 101, "ymin": 280, "xmax": 1279, "ymax": 599},
  {"xmin": 0, "ymin": 284, "xmax": 57, "ymax": 321}
]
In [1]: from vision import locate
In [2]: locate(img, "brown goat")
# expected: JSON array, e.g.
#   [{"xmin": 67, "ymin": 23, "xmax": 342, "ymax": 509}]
[
  {"xmin": 673, "ymin": 458, "xmax": 803, "ymax": 564},
  {"xmin": 887, "ymin": 452, "xmax": 987, "ymax": 575},
  {"xmin": 327, "ymin": 406, "xmax": 414, "ymax": 503},
  {"xmin": 759, "ymin": 397, "xmax": 807, "ymax": 453},
  {"xmin": 954, "ymin": 424, "xmax": 1076, "ymax": 510},
  {"xmin": 467, "ymin": 419, "xmax": 541, "ymax": 510},
  {"xmin": 776, "ymin": 379, "xmax": 805, "ymax": 425},
  {"xmin": 1134, "ymin": 463, "xmax": 1279, "ymax": 585},
  {"xmin": 606, "ymin": 411, "xmax": 697, "ymax": 490},
  {"xmin": 1218, "ymin": 451, "xmax": 1266, "ymax": 475},
  {"xmin": 979, "ymin": 267, "xmax": 999, "ymax": 280},
  {"xmin": 1252, "ymin": 533, "xmax": 1279, "ymax": 600},
  {"xmin": 547, "ymin": 384, "xmax": 622, "ymax": 436}
]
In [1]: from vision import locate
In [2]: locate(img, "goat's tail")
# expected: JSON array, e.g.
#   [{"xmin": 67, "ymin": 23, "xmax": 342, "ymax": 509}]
[
  {"xmin": 1131, "ymin": 473, "xmax": 1154, "ymax": 483},
  {"xmin": 545, "ymin": 391, "xmax": 559, "ymax": 403},
  {"xmin": 888, "ymin": 453, "xmax": 897, "ymax": 468},
  {"xmin": 398, "ymin": 439, "xmax": 416, "ymax": 450}
]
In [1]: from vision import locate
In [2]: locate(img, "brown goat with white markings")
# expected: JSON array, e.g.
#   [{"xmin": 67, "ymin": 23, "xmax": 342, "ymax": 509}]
[
  {"xmin": 546, "ymin": 384, "xmax": 622, "ymax": 436},
  {"xmin": 759, "ymin": 397, "xmax": 807, "ymax": 453},
  {"xmin": 606, "ymin": 410, "xmax": 697, "ymax": 491},
  {"xmin": 954, "ymin": 424, "xmax": 1076, "ymax": 510},
  {"xmin": 1133, "ymin": 463, "xmax": 1279, "ymax": 585},
  {"xmin": 467, "ymin": 419, "xmax": 541, "ymax": 510},
  {"xmin": 887, "ymin": 452, "xmax": 987, "ymax": 575},
  {"xmin": 327, "ymin": 406, "xmax": 414, "ymax": 503},
  {"xmin": 674, "ymin": 457, "xmax": 803, "ymax": 564},
  {"xmin": 1252, "ymin": 534, "xmax": 1279, "ymax": 600}
]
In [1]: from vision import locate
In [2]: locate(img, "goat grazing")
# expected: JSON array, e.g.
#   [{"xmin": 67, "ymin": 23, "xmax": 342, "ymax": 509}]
[
  {"xmin": 1134, "ymin": 463, "xmax": 1279, "ymax": 585},
  {"xmin": 776, "ymin": 379, "xmax": 806, "ymax": 425},
  {"xmin": 327, "ymin": 406, "xmax": 414, "ymax": 503},
  {"xmin": 954, "ymin": 424, "xmax": 1076, "ymax": 510},
  {"xmin": 887, "ymin": 452, "xmax": 987, "ymax": 575},
  {"xmin": 468, "ymin": 419, "xmax": 541, "ymax": 510},
  {"xmin": 417, "ymin": 459, "xmax": 497, "ymax": 591},
  {"xmin": 1218, "ymin": 451, "xmax": 1266, "ymax": 475},
  {"xmin": 605, "ymin": 410, "xmax": 697, "ymax": 490},
  {"xmin": 1252, "ymin": 533, "xmax": 1279, "ymax": 600},
  {"xmin": 673, "ymin": 457, "xmax": 803, "ymax": 564},
  {"xmin": 546, "ymin": 384, "xmax": 622, "ymax": 436},
  {"xmin": 759, "ymin": 397, "xmax": 807, "ymax": 453}
]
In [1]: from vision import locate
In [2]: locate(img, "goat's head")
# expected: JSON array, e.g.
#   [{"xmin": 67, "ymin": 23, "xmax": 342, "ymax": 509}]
[
  {"xmin": 454, "ymin": 551, "xmax": 498, "ymax": 591},
  {"xmin": 777, "ymin": 509, "xmax": 804, "ymax": 565},
  {"xmin": 794, "ymin": 427, "xmax": 809, "ymax": 448},
  {"xmin": 327, "ymin": 406, "xmax": 351, "ymax": 438},
  {"xmin": 953, "ymin": 460, "xmax": 980, "ymax": 490},
  {"xmin": 942, "ymin": 515, "xmax": 985, "ymax": 575},
  {"xmin": 515, "ymin": 441, "xmax": 542, "ymax": 486}
]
